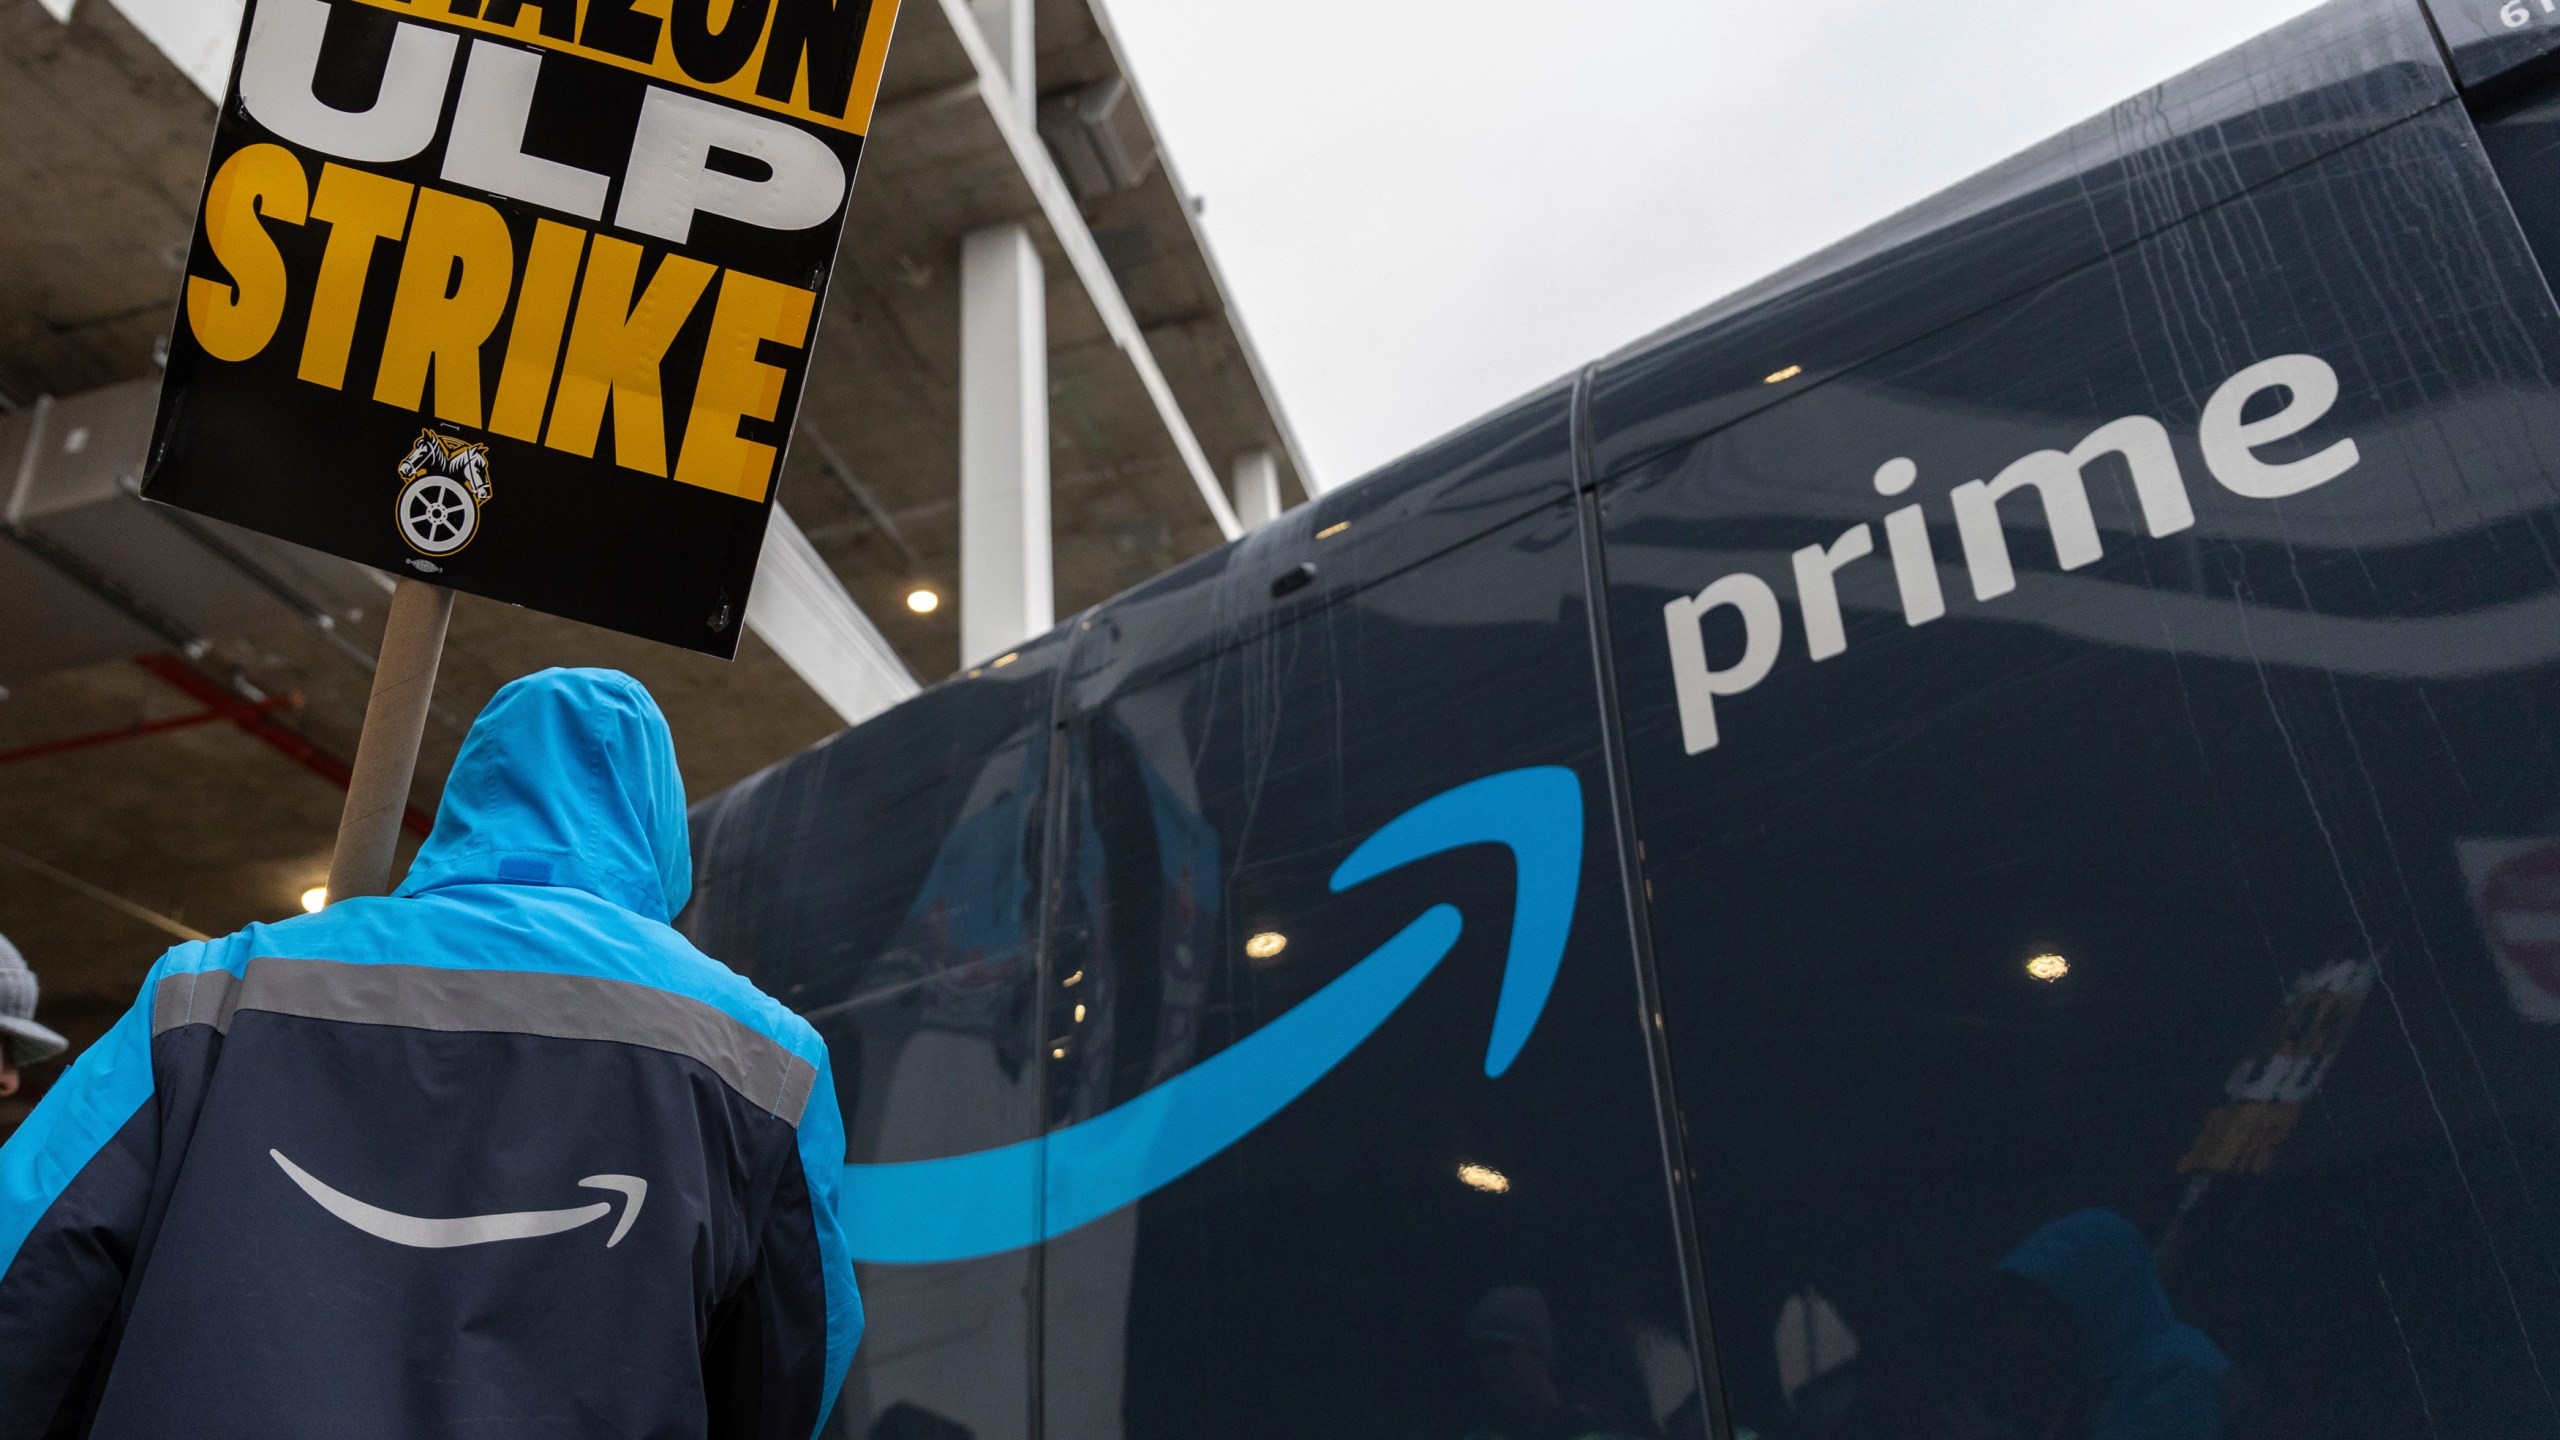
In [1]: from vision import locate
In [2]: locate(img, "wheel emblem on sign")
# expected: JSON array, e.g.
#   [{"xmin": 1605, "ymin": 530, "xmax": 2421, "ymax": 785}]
[
  {"xmin": 399, "ymin": 474, "xmax": 477, "ymax": 553},
  {"xmin": 394, "ymin": 430, "xmax": 493, "ymax": 557}
]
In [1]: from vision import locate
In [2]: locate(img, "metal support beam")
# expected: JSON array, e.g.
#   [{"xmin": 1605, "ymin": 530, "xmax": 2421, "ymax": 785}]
[
  {"xmin": 802, "ymin": 423, "xmax": 922, "ymax": 575},
  {"xmin": 1231, "ymin": 450, "xmax": 1282, "ymax": 530},
  {"xmin": 746, "ymin": 506, "xmax": 920, "ymax": 728},
  {"xmin": 960, "ymin": 224, "xmax": 1053, "ymax": 668},
  {"xmin": 0, "ymin": 841, "xmax": 209, "ymax": 944},
  {"xmin": 970, "ymin": 0, "xmax": 1033, "ymax": 125},
  {"xmin": 108, "ymin": 0, "xmax": 246, "ymax": 101}
]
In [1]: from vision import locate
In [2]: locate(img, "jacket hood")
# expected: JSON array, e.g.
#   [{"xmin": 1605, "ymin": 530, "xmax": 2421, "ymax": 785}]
[
  {"xmin": 1998, "ymin": 1208, "xmax": 2229, "ymax": 1391},
  {"xmin": 397, "ymin": 668, "xmax": 692, "ymax": 922}
]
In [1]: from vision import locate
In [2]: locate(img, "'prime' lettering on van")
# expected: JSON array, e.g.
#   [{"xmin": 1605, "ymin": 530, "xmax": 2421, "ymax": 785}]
[{"xmin": 1663, "ymin": 353, "xmax": 2362, "ymax": 756}]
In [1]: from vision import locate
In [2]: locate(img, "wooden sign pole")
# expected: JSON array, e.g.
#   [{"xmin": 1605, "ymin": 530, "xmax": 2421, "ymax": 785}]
[{"xmin": 323, "ymin": 578, "xmax": 454, "ymax": 903}]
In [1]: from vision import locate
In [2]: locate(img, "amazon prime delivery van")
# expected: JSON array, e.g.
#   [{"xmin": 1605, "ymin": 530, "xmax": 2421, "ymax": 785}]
[{"xmin": 681, "ymin": 2, "xmax": 2560, "ymax": 1434}]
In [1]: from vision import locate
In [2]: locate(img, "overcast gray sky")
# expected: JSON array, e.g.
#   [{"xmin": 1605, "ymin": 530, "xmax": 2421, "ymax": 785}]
[{"xmin": 1102, "ymin": 0, "xmax": 2332, "ymax": 489}]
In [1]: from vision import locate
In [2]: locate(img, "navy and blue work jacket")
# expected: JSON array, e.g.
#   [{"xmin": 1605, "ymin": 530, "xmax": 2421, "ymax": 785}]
[{"xmin": 0, "ymin": 667, "xmax": 861, "ymax": 1438}]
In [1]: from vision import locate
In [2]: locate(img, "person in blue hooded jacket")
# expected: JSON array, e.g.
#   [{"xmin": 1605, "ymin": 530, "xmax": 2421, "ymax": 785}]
[
  {"xmin": 1991, "ymin": 1209, "xmax": 2230, "ymax": 1440},
  {"xmin": 0, "ymin": 668, "xmax": 861, "ymax": 1440}
]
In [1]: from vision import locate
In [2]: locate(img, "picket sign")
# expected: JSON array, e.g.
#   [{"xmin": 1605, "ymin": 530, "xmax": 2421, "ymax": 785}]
[{"xmin": 142, "ymin": 0, "xmax": 901, "ymax": 896}]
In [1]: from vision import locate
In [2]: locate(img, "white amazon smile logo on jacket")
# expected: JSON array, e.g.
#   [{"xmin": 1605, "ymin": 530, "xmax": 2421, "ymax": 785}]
[{"xmin": 271, "ymin": 1150, "xmax": 648, "ymax": 1249}]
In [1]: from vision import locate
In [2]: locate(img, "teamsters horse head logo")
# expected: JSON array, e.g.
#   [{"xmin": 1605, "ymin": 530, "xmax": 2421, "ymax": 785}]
[{"xmin": 395, "ymin": 431, "xmax": 493, "ymax": 557}]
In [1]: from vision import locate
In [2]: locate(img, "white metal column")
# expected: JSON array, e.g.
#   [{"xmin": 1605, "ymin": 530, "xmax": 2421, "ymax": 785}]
[
  {"xmin": 1231, "ymin": 449, "xmax": 1281, "ymax": 530},
  {"xmin": 959, "ymin": 223, "xmax": 1051, "ymax": 668}
]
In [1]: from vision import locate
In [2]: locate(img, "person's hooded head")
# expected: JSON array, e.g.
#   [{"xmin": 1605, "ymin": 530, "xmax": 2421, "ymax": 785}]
[
  {"xmin": 393, "ymin": 668, "xmax": 693, "ymax": 923},
  {"xmin": 0, "ymin": 931, "xmax": 68, "ymax": 1097},
  {"xmin": 1996, "ymin": 1209, "xmax": 2230, "ymax": 1440}
]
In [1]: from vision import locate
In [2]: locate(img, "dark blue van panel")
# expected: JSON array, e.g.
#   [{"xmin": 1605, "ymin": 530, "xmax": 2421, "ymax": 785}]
[
  {"xmin": 2476, "ymin": 68, "xmax": 2560, "ymax": 301},
  {"xmin": 688, "ymin": 392, "xmax": 1707, "ymax": 1439},
  {"xmin": 1595, "ymin": 88, "xmax": 2560, "ymax": 1437},
  {"xmin": 2427, "ymin": 0, "xmax": 2560, "ymax": 90},
  {"xmin": 1044, "ymin": 490, "xmax": 1701, "ymax": 1440},
  {"xmin": 1062, "ymin": 381, "xmax": 1583, "ymax": 709},
  {"xmin": 682, "ymin": 2, "xmax": 2560, "ymax": 1435}
]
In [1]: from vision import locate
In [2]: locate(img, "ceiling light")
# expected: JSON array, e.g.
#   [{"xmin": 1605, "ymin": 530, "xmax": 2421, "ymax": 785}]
[
  {"xmin": 905, "ymin": 588, "xmax": 939, "ymax": 614},
  {"xmin": 2027, "ymin": 953, "xmax": 2069, "ymax": 982},
  {"xmin": 1457, "ymin": 1164, "xmax": 1511, "ymax": 1194},
  {"xmin": 1765, "ymin": 364, "xmax": 1803, "ymax": 385},
  {"xmin": 1245, "ymin": 931, "xmax": 1287, "ymax": 961},
  {"xmin": 1073, "ymin": 1003, "xmax": 1087, "ymax": 1023},
  {"xmin": 300, "ymin": 886, "xmax": 328, "ymax": 914}
]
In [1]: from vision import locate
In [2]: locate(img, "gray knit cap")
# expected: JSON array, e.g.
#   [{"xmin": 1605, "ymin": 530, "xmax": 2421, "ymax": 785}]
[{"xmin": 0, "ymin": 932, "xmax": 67, "ymax": 1066}]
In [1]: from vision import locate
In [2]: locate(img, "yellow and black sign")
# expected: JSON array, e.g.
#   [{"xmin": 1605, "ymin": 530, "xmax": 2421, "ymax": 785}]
[{"xmin": 144, "ymin": 0, "xmax": 899, "ymax": 653}]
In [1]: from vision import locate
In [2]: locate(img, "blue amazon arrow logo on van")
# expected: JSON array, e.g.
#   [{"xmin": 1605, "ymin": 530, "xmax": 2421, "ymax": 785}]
[{"xmin": 838, "ymin": 766, "xmax": 1583, "ymax": 1264}]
